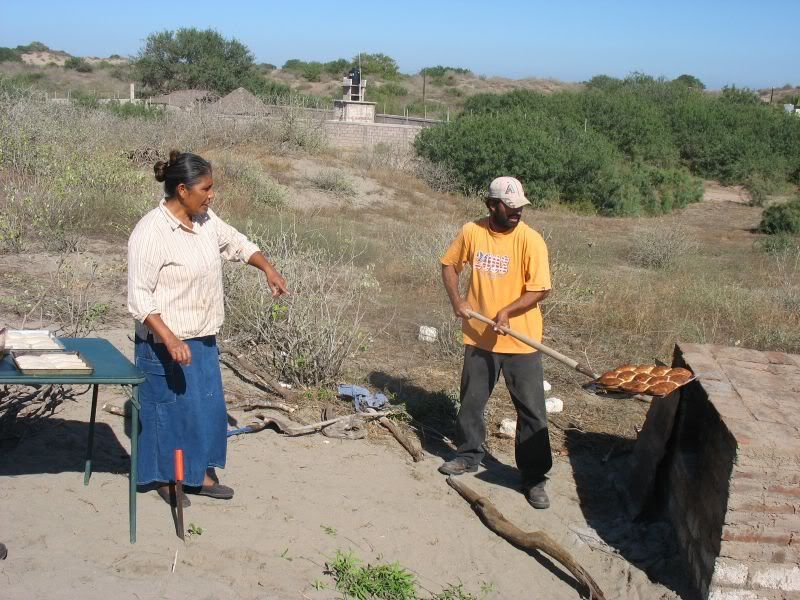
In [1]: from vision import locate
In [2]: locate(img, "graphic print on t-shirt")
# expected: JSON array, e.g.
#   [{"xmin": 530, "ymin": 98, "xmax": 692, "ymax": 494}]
[{"xmin": 474, "ymin": 250, "xmax": 510, "ymax": 278}]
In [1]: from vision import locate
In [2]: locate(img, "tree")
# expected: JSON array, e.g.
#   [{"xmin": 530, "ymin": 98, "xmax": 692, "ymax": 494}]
[
  {"xmin": 352, "ymin": 53, "xmax": 399, "ymax": 79},
  {"xmin": 134, "ymin": 28, "xmax": 257, "ymax": 94},
  {"xmin": 673, "ymin": 74, "xmax": 706, "ymax": 90}
]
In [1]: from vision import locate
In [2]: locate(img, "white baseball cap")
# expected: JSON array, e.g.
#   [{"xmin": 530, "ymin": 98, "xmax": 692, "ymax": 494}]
[{"xmin": 487, "ymin": 176, "xmax": 530, "ymax": 209}]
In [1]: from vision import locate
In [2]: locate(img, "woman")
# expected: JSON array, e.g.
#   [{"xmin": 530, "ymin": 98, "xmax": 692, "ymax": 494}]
[{"xmin": 127, "ymin": 150, "xmax": 287, "ymax": 506}]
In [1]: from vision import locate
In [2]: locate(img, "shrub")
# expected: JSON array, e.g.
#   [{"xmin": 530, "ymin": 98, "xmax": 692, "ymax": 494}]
[
  {"xmin": 222, "ymin": 224, "xmax": 378, "ymax": 386},
  {"xmin": 308, "ymin": 168, "xmax": 356, "ymax": 198},
  {"xmin": 353, "ymin": 52, "xmax": 400, "ymax": 79},
  {"xmin": 629, "ymin": 225, "xmax": 698, "ymax": 270},
  {"xmin": 103, "ymin": 101, "xmax": 164, "ymax": 120},
  {"xmin": 760, "ymin": 198, "xmax": 800, "ymax": 235},
  {"xmin": 0, "ymin": 47, "xmax": 21, "ymax": 62},
  {"xmin": 378, "ymin": 82, "xmax": 408, "ymax": 97},
  {"xmin": 215, "ymin": 158, "xmax": 286, "ymax": 208},
  {"xmin": 64, "ymin": 57, "xmax": 93, "ymax": 72},
  {"xmin": 301, "ymin": 61, "xmax": 323, "ymax": 82},
  {"xmin": 323, "ymin": 58, "xmax": 349, "ymax": 75},
  {"xmin": 421, "ymin": 66, "xmax": 471, "ymax": 78}
]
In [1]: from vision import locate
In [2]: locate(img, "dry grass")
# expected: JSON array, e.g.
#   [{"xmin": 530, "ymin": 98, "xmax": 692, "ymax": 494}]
[{"xmin": 2, "ymin": 89, "xmax": 798, "ymax": 454}]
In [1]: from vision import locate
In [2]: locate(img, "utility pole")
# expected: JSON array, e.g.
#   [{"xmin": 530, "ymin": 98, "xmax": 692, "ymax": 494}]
[{"xmin": 422, "ymin": 69, "xmax": 426, "ymax": 119}]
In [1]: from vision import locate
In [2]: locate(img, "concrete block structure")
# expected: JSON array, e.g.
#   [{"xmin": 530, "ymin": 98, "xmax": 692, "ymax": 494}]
[{"xmin": 635, "ymin": 343, "xmax": 800, "ymax": 599}]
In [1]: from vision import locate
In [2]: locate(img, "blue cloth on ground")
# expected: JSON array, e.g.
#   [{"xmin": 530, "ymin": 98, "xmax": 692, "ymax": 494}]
[{"xmin": 337, "ymin": 384, "xmax": 388, "ymax": 412}]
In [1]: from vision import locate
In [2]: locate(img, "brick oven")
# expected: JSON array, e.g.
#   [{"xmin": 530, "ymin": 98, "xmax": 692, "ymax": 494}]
[{"xmin": 625, "ymin": 343, "xmax": 800, "ymax": 599}]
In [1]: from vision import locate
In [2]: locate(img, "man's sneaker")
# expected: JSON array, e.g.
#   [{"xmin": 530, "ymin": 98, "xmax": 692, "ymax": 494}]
[
  {"xmin": 524, "ymin": 481, "xmax": 550, "ymax": 509},
  {"xmin": 438, "ymin": 457, "xmax": 479, "ymax": 476}
]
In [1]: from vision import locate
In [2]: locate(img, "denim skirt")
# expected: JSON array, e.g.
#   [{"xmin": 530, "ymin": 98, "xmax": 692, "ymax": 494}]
[{"xmin": 135, "ymin": 335, "xmax": 227, "ymax": 487}]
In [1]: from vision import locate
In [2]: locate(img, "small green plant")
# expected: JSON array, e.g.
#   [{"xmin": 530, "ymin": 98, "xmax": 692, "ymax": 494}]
[
  {"xmin": 187, "ymin": 522, "xmax": 203, "ymax": 536},
  {"xmin": 280, "ymin": 548, "xmax": 293, "ymax": 561},
  {"xmin": 321, "ymin": 524, "xmax": 337, "ymax": 536},
  {"xmin": 432, "ymin": 583, "xmax": 478, "ymax": 600},
  {"xmin": 327, "ymin": 550, "xmax": 417, "ymax": 600},
  {"xmin": 312, "ymin": 579, "xmax": 328, "ymax": 590}
]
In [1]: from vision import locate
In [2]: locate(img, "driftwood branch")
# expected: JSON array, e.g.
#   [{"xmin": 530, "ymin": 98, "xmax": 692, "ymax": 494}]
[
  {"xmin": 254, "ymin": 409, "xmax": 391, "ymax": 437},
  {"xmin": 364, "ymin": 408, "xmax": 424, "ymax": 462},
  {"xmin": 226, "ymin": 391, "xmax": 297, "ymax": 414},
  {"xmin": 447, "ymin": 476, "xmax": 606, "ymax": 600},
  {"xmin": 218, "ymin": 348, "xmax": 297, "ymax": 402}
]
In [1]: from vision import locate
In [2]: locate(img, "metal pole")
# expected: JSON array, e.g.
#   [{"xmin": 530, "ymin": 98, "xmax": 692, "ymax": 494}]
[
  {"xmin": 422, "ymin": 70, "xmax": 426, "ymax": 119},
  {"xmin": 130, "ymin": 385, "xmax": 140, "ymax": 544}
]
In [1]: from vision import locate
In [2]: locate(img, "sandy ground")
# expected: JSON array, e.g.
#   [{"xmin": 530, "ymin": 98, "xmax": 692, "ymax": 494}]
[{"xmin": 0, "ymin": 328, "xmax": 690, "ymax": 600}]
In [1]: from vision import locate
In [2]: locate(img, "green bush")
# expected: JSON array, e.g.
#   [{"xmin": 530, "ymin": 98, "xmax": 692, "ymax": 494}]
[
  {"xmin": 323, "ymin": 58, "xmax": 349, "ymax": 75},
  {"xmin": 354, "ymin": 52, "xmax": 399, "ymax": 79},
  {"xmin": 0, "ymin": 47, "xmax": 21, "ymax": 62},
  {"xmin": 445, "ymin": 75, "xmax": 800, "ymax": 201},
  {"xmin": 422, "ymin": 65, "xmax": 471, "ymax": 77},
  {"xmin": 15, "ymin": 42, "xmax": 49, "ymax": 53},
  {"xmin": 378, "ymin": 82, "xmax": 408, "ymax": 97},
  {"xmin": 301, "ymin": 61, "xmax": 323, "ymax": 82},
  {"xmin": 103, "ymin": 101, "xmax": 164, "ymax": 120},
  {"xmin": 415, "ymin": 107, "xmax": 702, "ymax": 215},
  {"xmin": 64, "ymin": 57, "xmax": 93, "ymax": 72},
  {"xmin": 760, "ymin": 198, "xmax": 800, "ymax": 235}
]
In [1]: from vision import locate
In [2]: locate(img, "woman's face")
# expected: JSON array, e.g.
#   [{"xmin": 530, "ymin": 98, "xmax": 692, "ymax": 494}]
[{"xmin": 178, "ymin": 174, "xmax": 214, "ymax": 216}]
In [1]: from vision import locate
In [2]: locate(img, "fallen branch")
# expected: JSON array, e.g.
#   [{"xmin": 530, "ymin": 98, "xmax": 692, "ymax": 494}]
[
  {"xmin": 254, "ymin": 409, "xmax": 391, "ymax": 437},
  {"xmin": 446, "ymin": 476, "xmax": 606, "ymax": 600},
  {"xmin": 226, "ymin": 391, "xmax": 297, "ymax": 414},
  {"xmin": 364, "ymin": 408, "xmax": 424, "ymax": 462},
  {"xmin": 218, "ymin": 348, "xmax": 297, "ymax": 402},
  {"xmin": 321, "ymin": 406, "xmax": 366, "ymax": 440}
]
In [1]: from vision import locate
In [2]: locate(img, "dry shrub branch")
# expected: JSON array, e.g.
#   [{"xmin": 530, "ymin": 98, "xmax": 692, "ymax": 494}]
[{"xmin": 223, "ymin": 223, "xmax": 378, "ymax": 387}]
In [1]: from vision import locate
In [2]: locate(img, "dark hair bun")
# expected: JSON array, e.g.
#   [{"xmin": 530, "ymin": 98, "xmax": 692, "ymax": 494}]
[
  {"xmin": 153, "ymin": 160, "xmax": 168, "ymax": 182},
  {"xmin": 154, "ymin": 149, "xmax": 183, "ymax": 183}
]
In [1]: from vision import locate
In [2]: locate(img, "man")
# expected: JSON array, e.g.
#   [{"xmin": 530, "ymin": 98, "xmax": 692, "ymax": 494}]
[{"xmin": 439, "ymin": 176, "xmax": 553, "ymax": 509}]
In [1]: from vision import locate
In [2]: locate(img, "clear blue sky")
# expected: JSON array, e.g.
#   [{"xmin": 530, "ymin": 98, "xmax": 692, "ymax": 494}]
[{"xmin": 1, "ymin": 0, "xmax": 797, "ymax": 89}]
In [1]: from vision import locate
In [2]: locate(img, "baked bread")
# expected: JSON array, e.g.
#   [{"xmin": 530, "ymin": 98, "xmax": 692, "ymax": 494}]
[
  {"xmin": 648, "ymin": 380, "xmax": 679, "ymax": 396},
  {"xmin": 595, "ymin": 363, "xmax": 693, "ymax": 395},
  {"xmin": 621, "ymin": 380, "xmax": 650, "ymax": 394},
  {"xmin": 600, "ymin": 376, "xmax": 623, "ymax": 389},
  {"xmin": 616, "ymin": 370, "xmax": 637, "ymax": 383},
  {"xmin": 598, "ymin": 373, "xmax": 623, "ymax": 387}
]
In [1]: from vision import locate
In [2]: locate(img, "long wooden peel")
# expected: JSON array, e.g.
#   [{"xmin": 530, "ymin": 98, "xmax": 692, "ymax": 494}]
[
  {"xmin": 466, "ymin": 310, "xmax": 599, "ymax": 380},
  {"xmin": 447, "ymin": 476, "xmax": 606, "ymax": 600}
]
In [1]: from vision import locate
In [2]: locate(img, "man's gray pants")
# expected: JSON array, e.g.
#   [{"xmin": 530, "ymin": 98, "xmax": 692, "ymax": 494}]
[{"xmin": 455, "ymin": 345, "xmax": 552, "ymax": 485}]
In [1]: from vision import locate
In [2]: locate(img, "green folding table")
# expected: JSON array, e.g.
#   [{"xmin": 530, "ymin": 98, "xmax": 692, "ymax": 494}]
[{"xmin": 0, "ymin": 338, "xmax": 145, "ymax": 543}]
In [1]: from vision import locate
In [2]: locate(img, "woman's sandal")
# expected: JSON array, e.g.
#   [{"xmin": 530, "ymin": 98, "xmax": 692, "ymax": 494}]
[{"xmin": 191, "ymin": 482, "xmax": 234, "ymax": 500}]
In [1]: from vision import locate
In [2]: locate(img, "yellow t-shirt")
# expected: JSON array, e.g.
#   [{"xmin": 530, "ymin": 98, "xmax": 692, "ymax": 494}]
[{"xmin": 441, "ymin": 218, "xmax": 551, "ymax": 354}]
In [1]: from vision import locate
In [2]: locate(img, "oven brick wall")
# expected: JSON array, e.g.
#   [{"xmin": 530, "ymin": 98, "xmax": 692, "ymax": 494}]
[{"xmin": 663, "ymin": 343, "xmax": 800, "ymax": 599}]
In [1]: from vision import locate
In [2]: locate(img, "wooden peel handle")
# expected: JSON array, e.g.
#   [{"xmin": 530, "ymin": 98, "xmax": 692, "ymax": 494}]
[{"xmin": 465, "ymin": 310, "xmax": 599, "ymax": 380}]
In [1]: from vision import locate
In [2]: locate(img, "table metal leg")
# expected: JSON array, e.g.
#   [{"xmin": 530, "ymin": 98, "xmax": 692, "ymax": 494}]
[
  {"xmin": 83, "ymin": 384, "xmax": 99, "ymax": 485},
  {"xmin": 130, "ymin": 385, "xmax": 140, "ymax": 544}
]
